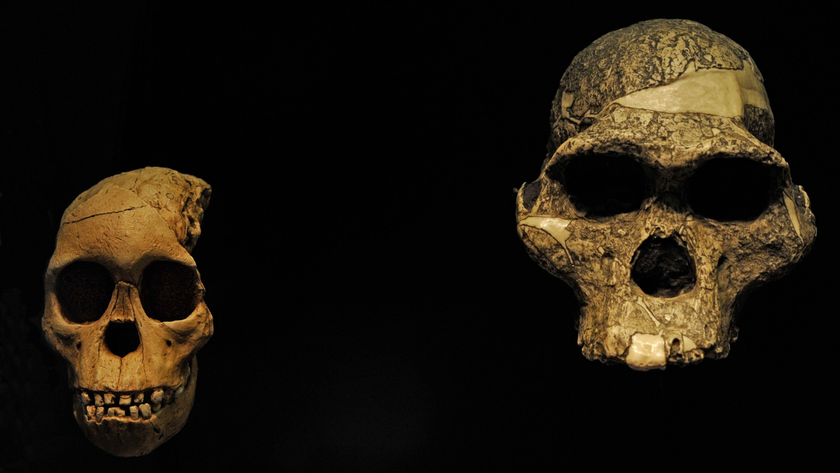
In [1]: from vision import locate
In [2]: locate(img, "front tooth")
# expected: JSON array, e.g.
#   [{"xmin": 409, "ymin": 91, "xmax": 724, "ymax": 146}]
[
  {"xmin": 103, "ymin": 393, "xmax": 115, "ymax": 405},
  {"xmin": 130, "ymin": 405, "xmax": 139, "ymax": 420},
  {"xmin": 134, "ymin": 392, "xmax": 144, "ymax": 404},
  {"xmin": 81, "ymin": 392, "xmax": 91, "ymax": 405},
  {"xmin": 87, "ymin": 405, "xmax": 96, "ymax": 417},
  {"xmin": 151, "ymin": 389, "xmax": 164, "ymax": 404},
  {"xmin": 95, "ymin": 406, "xmax": 104, "ymax": 422},
  {"xmin": 107, "ymin": 407, "xmax": 125, "ymax": 417},
  {"xmin": 95, "ymin": 394, "xmax": 103, "ymax": 407},
  {"xmin": 139, "ymin": 403, "xmax": 152, "ymax": 419},
  {"xmin": 119, "ymin": 395, "xmax": 132, "ymax": 406}
]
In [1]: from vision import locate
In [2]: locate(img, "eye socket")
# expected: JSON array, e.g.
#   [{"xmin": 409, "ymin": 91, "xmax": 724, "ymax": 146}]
[
  {"xmin": 686, "ymin": 158, "xmax": 779, "ymax": 221},
  {"xmin": 56, "ymin": 261, "xmax": 114, "ymax": 323},
  {"xmin": 140, "ymin": 261, "xmax": 201, "ymax": 322},
  {"xmin": 559, "ymin": 154, "xmax": 646, "ymax": 217}
]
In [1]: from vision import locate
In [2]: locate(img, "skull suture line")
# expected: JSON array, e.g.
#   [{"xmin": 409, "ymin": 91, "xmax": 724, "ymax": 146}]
[
  {"xmin": 515, "ymin": 19, "xmax": 815, "ymax": 370},
  {"xmin": 42, "ymin": 167, "xmax": 213, "ymax": 455}
]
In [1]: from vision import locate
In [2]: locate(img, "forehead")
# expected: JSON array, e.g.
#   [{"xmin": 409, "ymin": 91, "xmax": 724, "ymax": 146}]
[
  {"xmin": 50, "ymin": 186, "xmax": 194, "ymax": 274},
  {"xmin": 550, "ymin": 104, "xmax": 786, "ymax": 171}
]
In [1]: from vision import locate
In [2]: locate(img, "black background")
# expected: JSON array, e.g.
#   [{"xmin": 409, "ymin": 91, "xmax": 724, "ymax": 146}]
[{"xmin": 1, "ymin": 3, "xmax": 835, "ymax": 471}]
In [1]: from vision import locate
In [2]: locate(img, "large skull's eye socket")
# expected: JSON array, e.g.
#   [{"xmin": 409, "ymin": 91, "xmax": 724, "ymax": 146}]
[
  {"xmin": 140, "ymin": 261, "xmax": 200, "ymax": 322},
  {"xmin": 560, "ymin": 154, "xmax": 646, "ymax": 217},
  {"xmin": 686, "ymin": 158, "xmax": 779, "ymax": 221},
  {"xmin": 56, "ymin": 261, "xmax": 114, "ymax": 323}
]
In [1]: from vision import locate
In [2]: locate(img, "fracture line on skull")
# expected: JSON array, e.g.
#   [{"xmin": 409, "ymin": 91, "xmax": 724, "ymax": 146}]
[
  {"xmin": 519, "ymin": 216, "xmax": 574, "ymax": 264},
  {"xmin": 62, "ymin": 206, "xmax": 145, "ymax": 225},
  {"xmin": 783, "ymin": 192, "xmax": 802, "ymax": 239},
  {"xmin": 635, "ymin": 298, "xmax": 660, "ymax": 327}
]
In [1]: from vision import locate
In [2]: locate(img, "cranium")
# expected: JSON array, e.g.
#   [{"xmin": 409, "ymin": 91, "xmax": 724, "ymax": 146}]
[
  {"xmin": 42, "ymin": 167, "xmax": 213, "ymax": 455},
  {"xmin": 515, "ymin": 19, "xmax": 815, "ymax": 370}
]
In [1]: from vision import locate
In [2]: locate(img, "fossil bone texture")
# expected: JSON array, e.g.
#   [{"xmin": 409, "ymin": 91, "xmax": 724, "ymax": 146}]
[
  {"xmin": 515, "ymin": 19, "xmax": 815, "ymax": 370},
  {"xmin": 42, "ymin": 167, "xmax": 213, "ymax": 455}
]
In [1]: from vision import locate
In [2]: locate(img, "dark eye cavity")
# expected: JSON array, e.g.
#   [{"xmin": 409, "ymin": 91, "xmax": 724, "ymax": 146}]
[
  {"xmin": 140, "ymin": 261, "xmax": 200, "ymax": 322},
  {"xmin": 686, "ymin": 158, "xmax": 779, "ymax": 221},
  {"xmin": 56, "ymin": 261, "xmax": 114, "ymax": 323},
  {"xmin": 560, "ymin": 154, "xmax": 646, "ymax": 217}
]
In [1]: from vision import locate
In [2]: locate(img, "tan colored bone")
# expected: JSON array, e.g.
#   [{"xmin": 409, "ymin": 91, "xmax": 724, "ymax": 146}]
[
  {"xmin": 42, "ymin": 167, "xmax": 213, "ymax": 456},
  {"xmin": 517, "ymin": 19, "xmax": 816, "ymax": 369}
]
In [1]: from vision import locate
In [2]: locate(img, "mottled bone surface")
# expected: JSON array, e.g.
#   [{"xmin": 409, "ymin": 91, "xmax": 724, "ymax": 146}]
[
  {"xmin": 516, "ymin": 19, "xmax": 815, "ymax": 370},
  {"xmin": 42, "ymin": 167, "xmax": 213, "ymax": 455}
]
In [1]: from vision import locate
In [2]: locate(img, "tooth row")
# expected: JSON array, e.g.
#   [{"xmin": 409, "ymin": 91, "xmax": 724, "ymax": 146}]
[
  {"xmin": 80, "ymin": 386, "xmax": 178, "ymax": 414},
  {"xmin": 78, "ymin": 364, "xmax": 192, "ymax": 420},
  {"xmin": 87, "ymin": 403, "xmax": 153, "ymax": 420}
]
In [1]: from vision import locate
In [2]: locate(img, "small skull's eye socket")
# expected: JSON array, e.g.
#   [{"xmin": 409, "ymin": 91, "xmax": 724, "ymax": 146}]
[
  {"xmin": 140, "ymin": 261, "xmax": 200, "ymax": 322},
  {"xmin": 559, "ymin": 154, "xmax": 646, "ymax": 217},
  {"xmin": 686, "ymin": 158, "xmax": 779, "ymax": 222},
  {"xmin": 56, "ymin": 261, "xmax": 114, "ymax": 323}
]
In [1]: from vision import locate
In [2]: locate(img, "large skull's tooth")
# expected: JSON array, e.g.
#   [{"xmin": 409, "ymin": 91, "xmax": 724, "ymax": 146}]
[
  {"xmin": 119, "ymin": 395, "xmax": 132, "ymax": 406},
  {"xmin": 87, "ymin": 405, "xmax": 96, "ymax": 418},
  {"xmin": 107, "ymin": 407, "xmax": 125, "ymax": 417},
  {"xmin": 81, "ymin": 391, "xmax": 91, "ymax": 405},
  {"xmin": 139, "ymin": 403, "xmax": 152, "ymax": 419},
  {"xmin": 103, "ymin": 393, "xmax": 115, "ymax": 405},
  {"xmin": 94, "ymin": 394, "xmax": 103, "ymax": 407},
  {"xmin": 152, "ymin": 402, "xmax": 162, "ymax": 413},
  {"xmin": 150, "ymin": 388, "xmax": 164, "ymax": 404},
  {"xmin": 175, "ymin": 384, "xmax": 184, "ymax": 397},
  {"xmin": 134, "ymin": 392, "xmax": 144, "ymax": 404},
  {"xmin": 95, "ymin": 406, "xmax": 104, "ymax": 422},
  {"xmin": 625, "ymin": 334, "xmax": 667, "ymax": 371},
  {"xmin": 130, "ymin": 405, "xmax": 139, "ymax": 420},
  {"xmin": 163, "ymin": 389, "xmax": 174, "ymax": 404}
]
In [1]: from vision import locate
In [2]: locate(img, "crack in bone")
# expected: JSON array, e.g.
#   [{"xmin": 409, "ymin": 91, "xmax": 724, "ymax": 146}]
[
  {"xmin": 634, "ymin": 298, "xmax": 660, "ymax": 327},
  {"xmin": 519, "ymin": 216, "xmax": 574, "ymax": 264},
  {"xmin": 783, "ymin": 191, "xmax": 802, "ymax": 239},
  {"xmin": 63, "ymin": 206, "xmax": 145, "ymax": 225}
]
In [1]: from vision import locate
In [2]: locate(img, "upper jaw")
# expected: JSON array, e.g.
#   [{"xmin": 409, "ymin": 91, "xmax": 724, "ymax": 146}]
[{"xmin": 76, "ymin": 361, "xmax": 192, "ymax": 423}]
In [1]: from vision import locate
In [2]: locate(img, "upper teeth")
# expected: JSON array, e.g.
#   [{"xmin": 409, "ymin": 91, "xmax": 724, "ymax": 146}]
[
  {"xmin": 79, "ymin": 384, "xmax": 186, "ymax": 421},
  {"xmin": 77, "ymin": 363, "xmax": 192, "ymax": 421}
]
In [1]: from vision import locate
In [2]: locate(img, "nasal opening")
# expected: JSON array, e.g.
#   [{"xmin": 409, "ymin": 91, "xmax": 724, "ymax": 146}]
[
  {"xmin": 631, "ymin": 236, "xmax": 696, "ymax": 298},
  {"xmin": 104, "ymin": 322, "xmax": 140, "ymax": 357}
]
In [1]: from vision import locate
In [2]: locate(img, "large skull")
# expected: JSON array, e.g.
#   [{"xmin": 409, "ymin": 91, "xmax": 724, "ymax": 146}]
[
  {"xmin": 42, "ymin": 167, "xmax": 213, "ymax": 455},
  {"xmin": 515, "ymin": 19, "xmax": 815, "ymax": 370}
]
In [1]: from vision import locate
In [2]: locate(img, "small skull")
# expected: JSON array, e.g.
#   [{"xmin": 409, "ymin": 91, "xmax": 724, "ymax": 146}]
[
  {"xmin": 516, "ymin": 19, "xmax": 815, "ymax": 370},
  {"xmin": 42, "ymin": 167, "xmax": 213, "ymax": 455}
]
